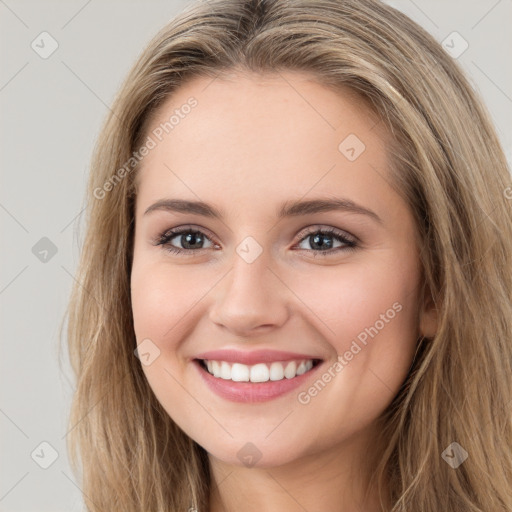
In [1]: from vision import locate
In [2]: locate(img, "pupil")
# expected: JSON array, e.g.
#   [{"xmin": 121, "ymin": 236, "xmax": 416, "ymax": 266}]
[
  {"xmin": 311, "ymin": 233, "xmax": 333, "ymax": 250},
  {"xmin": 183, "ymin": 232, "xmax": 202, "ymax": 249}
]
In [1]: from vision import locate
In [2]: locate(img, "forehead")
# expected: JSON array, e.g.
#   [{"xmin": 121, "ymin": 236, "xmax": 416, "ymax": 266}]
[{"xmin": 134, "ymin": 70, "xmax": 394, "ymax": 217}]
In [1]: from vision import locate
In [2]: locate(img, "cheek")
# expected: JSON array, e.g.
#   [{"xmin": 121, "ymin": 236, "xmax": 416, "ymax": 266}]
[
  {"xmin": 131, "ymin": 258, "xmax": 212, "ymax": 342},
  {"xmin": 288, "ymin": 257, "xmax": 421, "ymax": 386},
  {"xmin": 293, "ymin": 258, "xmax": 418, "ymax": 333},
  {"xmin": 130, "ymin": 258, "xmax": 209, "ymax": 426},
  {"xmin": 286, "ymin": 261, "xmax": 420, "ymax": 440}
]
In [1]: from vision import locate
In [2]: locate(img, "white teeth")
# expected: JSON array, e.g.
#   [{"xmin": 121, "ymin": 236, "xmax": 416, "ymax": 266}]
[
  {"xmin": 211, "ymin": 360, "xmax": 221, "ymax": 378},
  {"xmin": 284, "ymin": 361, "xmax": 297, "ymax": 379},
  {"xmin": 231, "ymin": 363, "xmax": 250, "ymax": 382},
  {"xmin": 250, "ymin": 363, "xmax": 269, "ymax": 382},
  {"xmin": 296, "ymin": 361, "xmax": 307, "ymax": 375},
  {"xmin": 220, "ymin": 361, "xmax": 231, "ymax": 380},
  {"xmin": 269, "ymin": 362, "xmax": 284, "ymax": 381},
  {"xmin": 202, "ymin": 359, "xmax": 317, "ymax": 382}
]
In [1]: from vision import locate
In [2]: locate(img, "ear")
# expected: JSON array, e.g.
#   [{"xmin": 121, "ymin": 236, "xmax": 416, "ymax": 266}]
[{"xmin": 419, "ymin": 286, "xmax": 438, "ymax": 339}]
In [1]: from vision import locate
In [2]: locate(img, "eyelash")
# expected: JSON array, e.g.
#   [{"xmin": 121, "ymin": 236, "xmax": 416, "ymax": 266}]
[{"xmin": 154, "ymin": 225, "xmax": 358, "ymax": 258}]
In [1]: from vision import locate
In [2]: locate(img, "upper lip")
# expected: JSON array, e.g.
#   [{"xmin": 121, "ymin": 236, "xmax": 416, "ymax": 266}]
[{"xmin": 193, "ymin": 349, "xmax": 323, "ymax": 365}]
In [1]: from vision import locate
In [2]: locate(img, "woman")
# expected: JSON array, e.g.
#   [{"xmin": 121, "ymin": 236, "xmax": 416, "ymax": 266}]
[{"xmin": 65, "ymin": 0, "xmax": 512, "ymax": 510}]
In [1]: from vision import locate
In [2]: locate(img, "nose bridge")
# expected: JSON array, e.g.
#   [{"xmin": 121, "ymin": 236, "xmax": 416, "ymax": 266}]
[{"xmin": 209, "ymin": 236, "xmax": 289, "ymax": 334}]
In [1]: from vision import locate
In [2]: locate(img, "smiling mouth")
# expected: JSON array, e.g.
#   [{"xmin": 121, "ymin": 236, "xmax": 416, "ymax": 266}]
[{"xmin": 196, "ymin": 358, "xmax": 322, "ymax": 383}]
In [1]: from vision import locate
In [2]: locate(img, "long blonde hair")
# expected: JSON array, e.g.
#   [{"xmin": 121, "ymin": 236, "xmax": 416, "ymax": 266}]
[{"xmin": 63, "ymin": 0, "xmax": 512, "ymax": 510}]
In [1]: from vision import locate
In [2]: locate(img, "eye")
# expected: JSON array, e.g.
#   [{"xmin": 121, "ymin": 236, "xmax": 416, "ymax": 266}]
[
  {"xmin": 154, "ymin": 225, "xmax": 358, "ymax": 257},
  {"xmin": 154, "ymin": 225, "xmax": 217, "ymax": 255},
  {"xmin": 294, "ymin": 226, "xmax": 358, "ymax": 257}
]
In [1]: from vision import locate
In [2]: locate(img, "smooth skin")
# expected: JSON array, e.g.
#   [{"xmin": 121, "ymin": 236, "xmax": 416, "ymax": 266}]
[{"xmin": 130, "ymin": 69, "xmax": 437, "ymax": 512}]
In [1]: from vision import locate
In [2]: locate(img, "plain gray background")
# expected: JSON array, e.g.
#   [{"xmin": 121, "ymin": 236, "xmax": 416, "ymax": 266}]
[{"xmin": 1, "ymin": 1, "xmax": 511, "ymax": 510}]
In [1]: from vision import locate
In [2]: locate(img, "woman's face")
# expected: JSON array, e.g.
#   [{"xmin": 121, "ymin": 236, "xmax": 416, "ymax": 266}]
[{"xmin": 130, "ymin": 70, "xmax": 436, "ymax": 468}]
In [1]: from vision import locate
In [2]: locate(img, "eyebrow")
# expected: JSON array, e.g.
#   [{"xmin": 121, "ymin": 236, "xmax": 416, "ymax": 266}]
[{"xmin": 144, "ymin": 197, "xmax": 382, "ymax": 224}]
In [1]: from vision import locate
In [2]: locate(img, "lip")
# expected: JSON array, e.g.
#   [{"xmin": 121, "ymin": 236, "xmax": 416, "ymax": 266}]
[
  {"xmin": 193, "ymin": 349, "xmax": 322, "ymax": 365},
  {"xmin": 193, "ymin": 356, "xmax": 324, "ymax": 403}
]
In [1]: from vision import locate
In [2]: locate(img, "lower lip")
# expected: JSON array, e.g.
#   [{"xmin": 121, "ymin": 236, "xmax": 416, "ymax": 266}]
[{"xmin": 193, "ymin": 360, "xmax": 323, "ymax": 403}]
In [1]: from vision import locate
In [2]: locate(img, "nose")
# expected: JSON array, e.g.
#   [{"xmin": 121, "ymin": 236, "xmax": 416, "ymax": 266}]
[{"xmin": 208, "ymin": 247, "xmax": 290, "ymax": 337}]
